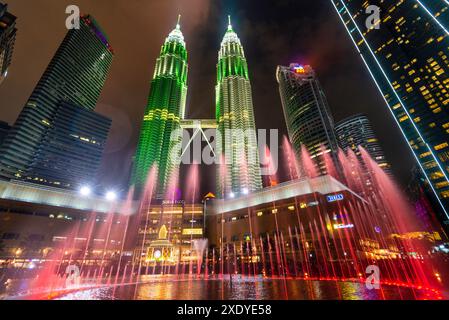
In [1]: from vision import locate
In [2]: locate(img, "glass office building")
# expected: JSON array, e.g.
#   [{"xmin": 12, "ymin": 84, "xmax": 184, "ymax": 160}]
[
  {"xmin": 331, "ymin": 0, "xmax": 449, "ymax": 226},
  {"xmin": 276, "ymin": 64, "xmax": 339, "ymax": 174},
  {"xmin": 0, "ymin": 15, "xmax": 113, "ymax": 189},
  {"xmin": 335, "ymin": 114, "xmax": 391, "ymax": 174},
  {"xmin": 26, "ymin": 101, "xmax": 111, "ymax": 188}
]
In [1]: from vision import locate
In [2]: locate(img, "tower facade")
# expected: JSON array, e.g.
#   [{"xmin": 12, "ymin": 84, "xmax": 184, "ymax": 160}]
[
  {"xmin": 0, "ymin": 120, "xmax": 10, "ymax": 145},
  {"xmin": 276, "ymin": 64, "xmax": 339, "ymax": 174},
  {"xmin": 0, "ymin": 3, "xmax": 16, "ymax": 85},
  {"xmin": 216, "ymin": 18, "xmax": 262, "ymax": 198},
  {"xmin": 0, "ymin": 15, "xmax": 113, "ymax": 189},
  {"xmin": 130, "ymin": 18, "xmax": 188, "ymax": 198},
  {"xmin": 26, "ymin": 101, "xmax": 111, "ymax": 189},
  {"xmin": 332, "ymin": 0, "xmax": 449, "ymax": 225},
  {"xmin": 336, "ymin": 114, "xmax": 391, "ymax": 174}
]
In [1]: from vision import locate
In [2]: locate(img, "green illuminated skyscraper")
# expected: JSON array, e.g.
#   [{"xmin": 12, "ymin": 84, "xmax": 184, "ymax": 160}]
[
  {"xmin": 216, "ymin": 17, "xmax": 263, "ymax": 198},
  {"xmin": 131, "ymin": 17, "xmax": 188, "ymax": 197}
]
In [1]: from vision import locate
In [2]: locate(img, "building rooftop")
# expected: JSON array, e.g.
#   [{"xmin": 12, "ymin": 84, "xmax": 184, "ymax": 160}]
[
  {"xmin": 0, "ymin": 3, "xmax": 16, "ymax": 25},
  {"xmin": 210, "ymin": 175, "xmax": 366, "ymax": 214},
  {"xmin": 0, "ymin": 180, "xmax": 139, "ymax": 214},
  {"xmin": 81, "ymin": 15, "xmax": 114, "ymax": 54}
]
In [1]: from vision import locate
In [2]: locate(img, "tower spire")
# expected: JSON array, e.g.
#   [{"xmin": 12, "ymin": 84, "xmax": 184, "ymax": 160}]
[
  {"xmin": 166, "ymin": 14, "xmax": 185, "ymax": 46},
  {"xmin": 176, "ymin": 14, "xmax": 181, "ymax": 29},
  {"xmin": 228, "ymin": 15, "xmax": 232, "ymax": 31}
]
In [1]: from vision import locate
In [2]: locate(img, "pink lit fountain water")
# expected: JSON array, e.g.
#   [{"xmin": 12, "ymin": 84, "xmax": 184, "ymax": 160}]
[{"xmin": 3, "ymin": 143, "xmax": 447, "ymax": 300}]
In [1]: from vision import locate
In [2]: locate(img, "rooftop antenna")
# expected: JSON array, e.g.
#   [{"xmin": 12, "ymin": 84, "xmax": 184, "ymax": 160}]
[
  {"xmin": 228, "ymin": 15, "xmax": 232, "ymax": 30},
  {"xmin": 176, "ymin": 14, "xmax": 181, "ymax": 29}
]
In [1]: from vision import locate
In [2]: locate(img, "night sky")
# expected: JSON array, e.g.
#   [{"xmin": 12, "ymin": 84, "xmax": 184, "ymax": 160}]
[{"xmin": 0, "ymin": 0, "xmax": 415, "ymax": 197}]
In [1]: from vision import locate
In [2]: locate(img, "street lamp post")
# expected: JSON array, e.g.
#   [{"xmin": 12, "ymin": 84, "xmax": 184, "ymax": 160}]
[{"xmin": 202, "ymin": 192, "xmax": 216, "ymax": 239}]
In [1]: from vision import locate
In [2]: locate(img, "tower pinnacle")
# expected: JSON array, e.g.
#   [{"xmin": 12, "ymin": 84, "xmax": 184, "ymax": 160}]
[
  {"xmin": 228, "ymin": 15, "xmax": 232, "ymax": 31},
  {"xmin": 177, "ymin": 14, "xmax": 181, "ymax": 29},
  {"xmin": 166, "ymin": 15, "xmax": 185, "ymax": 46}
]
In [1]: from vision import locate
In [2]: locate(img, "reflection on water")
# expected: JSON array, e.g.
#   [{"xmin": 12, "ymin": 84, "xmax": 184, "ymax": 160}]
[{"xmin": 55, "ymin": 276, "xmax": 430, "ymax": 300}]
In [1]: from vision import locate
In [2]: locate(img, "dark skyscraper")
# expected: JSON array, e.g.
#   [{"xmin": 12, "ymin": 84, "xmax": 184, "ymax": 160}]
[
  {"xmin": 332, "ymin": 0, "xmax": 449, "ymax": 226},
  {"xmin": 0, "ymin": 3, "xmax": 16, "ymax": 85},
  {"xmin": 0, "ymin": 15, "xmax": 113, "ymax": 189},
  {"xmin": 0, "ymin": 120, "xmax": 10, "ymax": 145},
  {"xmin": 335, "ymin": 114, "xmax": 391, "ymax": 174},
  {"xmin": 276, "ymin": 64, "xmax": 339, "ymax": 174},
  {"xmin": 26, "ymin": 102, "xmax": 111, "ymax": 189}
]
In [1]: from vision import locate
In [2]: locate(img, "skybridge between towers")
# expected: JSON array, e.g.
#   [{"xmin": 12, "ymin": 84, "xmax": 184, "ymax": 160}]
[{"xmin": 180, "ymin": 119, "xmax": 218, "ymax": 160}]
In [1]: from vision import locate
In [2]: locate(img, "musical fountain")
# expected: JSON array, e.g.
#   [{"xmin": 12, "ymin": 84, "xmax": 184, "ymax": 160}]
[{"xmin": 1, "ymin": 138, "xmax": 447, "ymax": 300}]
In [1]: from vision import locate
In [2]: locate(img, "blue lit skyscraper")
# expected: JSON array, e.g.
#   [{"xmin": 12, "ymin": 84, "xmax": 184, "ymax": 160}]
[{"xmin": 331, "ymin": 0, "xmax": 449, "ymax": 228}]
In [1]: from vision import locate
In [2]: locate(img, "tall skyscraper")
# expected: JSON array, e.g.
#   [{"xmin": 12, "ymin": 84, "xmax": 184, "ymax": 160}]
[
  {"xmin": 335, "ymin": 114, "xmax": 391, "ymax": 174},
  {"xmin": 276, "ymin": 64, "xmax": 339, "ymax": 174},
  {"xmin": 0, "ymin": 15, "xmax": 113, "ymax": 189},
  {"xmin": 130, "ymin": 17, "xmax": 188, "ymax": 198},
  {"xmin": 331, "ymin": 0, "xmax": 449, "ymax": 226},
  {"xmin": 0, "ymin": 3, "xmax": 16, "ymax": 85},
  {"xmin": 216, "ymin": 17, "xmax": 262, "ymax": 198}
]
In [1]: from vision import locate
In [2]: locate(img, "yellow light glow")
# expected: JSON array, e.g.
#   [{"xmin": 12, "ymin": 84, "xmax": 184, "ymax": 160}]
[{"xmin": 182, "ymin": 228, "xmax": 203, "ymax": 236}]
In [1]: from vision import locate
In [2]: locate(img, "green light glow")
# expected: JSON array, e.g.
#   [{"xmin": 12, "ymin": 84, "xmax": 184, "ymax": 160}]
[
  {"xmin": 215, "ymin": 19, "xmax": 262, "ymax": 197},
  {"xmin": 130, "ymin": 21, "xmax": 188, "ymax": 197}
]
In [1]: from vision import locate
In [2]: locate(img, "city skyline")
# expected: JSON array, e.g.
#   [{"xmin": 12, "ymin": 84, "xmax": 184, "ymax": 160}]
[
  {"xmin": 1, "ymin": 0, "xmax": 449, "ymax": 303},
  {"xmin": 0, "ymin": 0, "xmax": 419, "ymax": 195}
]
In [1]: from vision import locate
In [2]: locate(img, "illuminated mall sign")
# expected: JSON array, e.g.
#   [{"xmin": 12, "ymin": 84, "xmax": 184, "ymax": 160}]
[
  {"xmin": 182, "ymin": 228, "xmax": 203, "ymax": 236},
  {"xmin": 162, "ymin": 200, "xmax": 185, "ymax": 205},
  {"xmin": 327, "ymin": 194, "xmax": 344, "ymax": 202},
  {"xmin": 333, "ymin": 223, "xmax": 354, "ymax": 230}
]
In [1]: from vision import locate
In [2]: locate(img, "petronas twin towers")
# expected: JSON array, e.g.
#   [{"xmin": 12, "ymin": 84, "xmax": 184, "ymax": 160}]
[
  {"xmin": 131, "ymin": 17, "xmax": 187, "ymax": 197},
  {"xmin": 131, "ymin": 16, "xmax": 262, "ymax": 199},
  {"xmin": 215, "ymin": 18, "xmax": 263, "ymax": 197}
]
